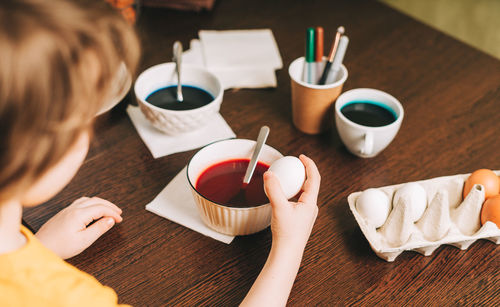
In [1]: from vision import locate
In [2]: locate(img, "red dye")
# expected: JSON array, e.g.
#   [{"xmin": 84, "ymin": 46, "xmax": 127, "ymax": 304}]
[{"xmin": 195, "ymin": 159, "xmax": 270, "ymax": 208}]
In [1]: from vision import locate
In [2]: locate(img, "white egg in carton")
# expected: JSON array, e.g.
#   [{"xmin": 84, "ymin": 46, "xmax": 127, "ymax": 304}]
[{"xmin": 347, "ymin": 171, "xmax": 500, "ymax": 262}]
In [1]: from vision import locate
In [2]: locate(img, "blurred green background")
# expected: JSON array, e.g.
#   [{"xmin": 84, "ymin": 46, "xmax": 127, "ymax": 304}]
[{"xmin": 382, "ymin": 0, "xmax": 500, "ymax": 60}]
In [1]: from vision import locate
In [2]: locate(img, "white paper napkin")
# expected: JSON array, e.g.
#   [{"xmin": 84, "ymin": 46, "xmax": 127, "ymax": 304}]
[
  {"xmin": 126, "ymin": 106, "xmax": 236, "ymax": 158},
  {"xmin": 182, "ymin": 29, "xmax": 282, "ymax": 89},
  {"xmin": 182, "ymin": 39, "xmax": 205, "ymax": 66},
  {"xmin": 146, "ymin": 167, "xmax": 235, "ymax": 244},
  {"xmin": 199, "ymin": 29, "xmax": 282, "ymax": 70}
]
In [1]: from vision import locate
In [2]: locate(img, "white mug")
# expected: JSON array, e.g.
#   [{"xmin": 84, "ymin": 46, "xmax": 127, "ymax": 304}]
[{"xmin": 335, "ymin": 88, "xmax": 404, "ymax": 158}]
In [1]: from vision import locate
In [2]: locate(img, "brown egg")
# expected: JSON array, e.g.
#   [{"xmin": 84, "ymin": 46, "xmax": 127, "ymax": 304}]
[
  {"xmin": 481, "ymin": 195, "xmax": 500, "ymax": 227},
  {"xmin": 463, "ymin": 169, "xmax": 499, "ymax": 199}
]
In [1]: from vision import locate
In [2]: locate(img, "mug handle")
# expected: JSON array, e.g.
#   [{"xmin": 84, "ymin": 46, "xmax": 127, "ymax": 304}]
[{"xmin": 360, "ymin": 132, "xmax": 373, "ymax": 156}]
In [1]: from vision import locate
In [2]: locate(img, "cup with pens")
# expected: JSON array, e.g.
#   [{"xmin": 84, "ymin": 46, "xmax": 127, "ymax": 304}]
[{"xmin": 289, "ymin": 26, "xmax": 348, "ymax": 134}]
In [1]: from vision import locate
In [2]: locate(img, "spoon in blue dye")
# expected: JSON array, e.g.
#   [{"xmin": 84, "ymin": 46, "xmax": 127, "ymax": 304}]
[{"xmin": 172, "ymin": 41, "xmax": 183, "ymax": 102}]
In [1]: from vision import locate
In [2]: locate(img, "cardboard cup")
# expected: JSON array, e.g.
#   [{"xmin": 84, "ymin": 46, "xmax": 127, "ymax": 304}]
[{"xmin": 288, "ymin": 57, "xmax": 348, "ymax": 134}]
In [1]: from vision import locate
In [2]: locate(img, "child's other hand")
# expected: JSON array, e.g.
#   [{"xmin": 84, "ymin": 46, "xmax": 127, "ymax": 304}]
[
  {"xmin": 264, "ymin": 154, "xmax": 320, "ymax": 251},
  {"xmin": 35, "ymin": 197, "xmax": 123, "ymax": 259}
]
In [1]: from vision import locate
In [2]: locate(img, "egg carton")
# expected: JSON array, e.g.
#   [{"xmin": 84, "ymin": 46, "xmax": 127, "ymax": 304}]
[{"xmin": 347, "ymin": 171, "xmax": 500, "ymax": 262}]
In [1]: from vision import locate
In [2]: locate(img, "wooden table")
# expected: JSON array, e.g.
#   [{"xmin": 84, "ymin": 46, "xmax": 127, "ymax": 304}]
[{"xmin": 24, "ymin": 0, "xmax": 500, "ymax": 305}]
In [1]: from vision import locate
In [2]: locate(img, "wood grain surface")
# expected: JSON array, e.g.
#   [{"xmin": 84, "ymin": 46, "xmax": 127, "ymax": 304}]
[{"xmin": 23, "ymin": 0, "xmax": 500, "ymax": 305}]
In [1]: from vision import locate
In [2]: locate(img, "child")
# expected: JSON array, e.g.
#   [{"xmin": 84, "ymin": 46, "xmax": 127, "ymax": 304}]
[{"xmin": 0, "ymin": 0, "xmax": 320, "ymax": 306}]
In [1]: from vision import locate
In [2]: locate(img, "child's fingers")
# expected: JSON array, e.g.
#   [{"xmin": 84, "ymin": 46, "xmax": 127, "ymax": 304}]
[
  {"xmin": 263, "ymin": 171, "xmax": 288, "ymax": 209},
  {"xmin": 298, "ymin": 155, "xmax": 321, "ymax": 205},
  {"xmin": 71, "ymin": 197, "xmax": 91, "ymax": 206},
  {"xmin": 80, "ymin": 217, "xmax": 115, "ymax": 247},
  {"xmin": 80, "ymin": 204, "xmax": 123, "ymax": 226},
  {"xmin": 76, "ymin": 197, "xmax": 122, "ymax": 214},
  {"xmin": 91, "ymin": 197, "xmax": 122, "ymax": 214}
]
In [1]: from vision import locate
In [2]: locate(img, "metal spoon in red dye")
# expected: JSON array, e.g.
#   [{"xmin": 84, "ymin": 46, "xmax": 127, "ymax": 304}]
[
  {"xmin": 227, "ymin": 126, "xmax": 270, "ymax": 205},
  {"xmin": 243, "ymin": 126, "xmax": 270, "ymax": 185}
]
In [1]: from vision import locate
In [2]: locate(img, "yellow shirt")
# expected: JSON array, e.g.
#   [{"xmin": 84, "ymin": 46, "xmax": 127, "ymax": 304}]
[{"xmin": 0, "ymin": 226, "xmax": 129, "ymax": 307}]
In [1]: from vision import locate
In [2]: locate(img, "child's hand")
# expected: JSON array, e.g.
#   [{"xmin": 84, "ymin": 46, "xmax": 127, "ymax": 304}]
[
  {"xmin": 35, "ymin": 197, "xmax": 123, "ymax": 259},
  {"xmin": 264, "ymin": 154, "xmax": 320, "ymax": 251},
  {"xmin": 241, "ymin": 155, "xmax": 320, "ymax": 306}
]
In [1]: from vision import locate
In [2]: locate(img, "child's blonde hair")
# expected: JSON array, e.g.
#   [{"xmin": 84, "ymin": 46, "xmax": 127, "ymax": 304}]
[{"xmin": 0, "ymin": 0, "xmax": 140, "ymax": 201}]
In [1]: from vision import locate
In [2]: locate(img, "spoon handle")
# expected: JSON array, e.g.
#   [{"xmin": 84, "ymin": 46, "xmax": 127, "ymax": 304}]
[
  {"xmin": 243, "ymin": 126, "xmax": 270, "ymax": 184},
  {"xmin": 173, "ymin": 41, "xmax": 183, "ymax": 102}
]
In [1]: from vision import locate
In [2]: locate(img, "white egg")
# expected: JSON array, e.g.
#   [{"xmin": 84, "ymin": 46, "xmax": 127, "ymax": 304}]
[
  {"xmin": 267, "ymin": 156, "xmax": 306, "ymax": 199},
  {"xmin": 356, "ymin": 188, "xmax": 391, "ymax": 228},
  {"xmin": 393, "ymin": 183, "xmax": 427, "ymax": 222}
]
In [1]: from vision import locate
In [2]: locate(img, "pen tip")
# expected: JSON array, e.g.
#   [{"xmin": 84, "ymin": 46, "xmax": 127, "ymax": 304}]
[{"xmin": 338, "ymin": 26, "xmax": 345, "ymax": 34}]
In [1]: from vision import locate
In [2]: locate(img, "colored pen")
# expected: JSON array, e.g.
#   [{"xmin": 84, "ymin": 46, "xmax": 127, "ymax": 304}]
[
  {"xmin": 315, "ymin": 26, "xmax": 324, "ymax": 84},
  {"xmin": 302, "ymin": 27, "xmax": 315, "ymax": 84},
  {"xmin": 315, "ymin": 26, "xmax": 324, "ymax": 61},
  {"xmin": 318, "ymin": 26, "xmax": 345, "ymax": 85},
  {"xmin": 325, "ymin": 35, "xmax": 349, "ymax": 84}
]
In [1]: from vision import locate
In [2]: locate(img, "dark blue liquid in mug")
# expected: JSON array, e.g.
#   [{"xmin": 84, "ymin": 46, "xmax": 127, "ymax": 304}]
[
  {"xmin": 146, "ymin": 85, "xmax": 214, "ymax": 111},
  {"xmin": 341, "ymin": 101, "xmax": 397, "ymax": 127}
]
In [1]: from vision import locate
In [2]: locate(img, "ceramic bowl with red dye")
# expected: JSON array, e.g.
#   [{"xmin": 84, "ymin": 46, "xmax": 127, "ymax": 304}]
[{"xmin": 187, "ymin": 138, "xmax": 283, "ymax": 236}]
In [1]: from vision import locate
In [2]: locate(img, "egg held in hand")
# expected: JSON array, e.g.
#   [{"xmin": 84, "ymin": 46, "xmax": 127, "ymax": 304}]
[
  {"xmin": 356, "ymin": 188, "xmax": 391, "ymax": 228},
  {"xmin": 266, "ymin": 156, "xmax": 306, "ymax": 199},
  {"xmin": 481, "ymin": 194, "xmax": 500, "ymax": 228},
  {"xmin": 463, "ymin": 169, "xmax": 499, "ymax": 199}
]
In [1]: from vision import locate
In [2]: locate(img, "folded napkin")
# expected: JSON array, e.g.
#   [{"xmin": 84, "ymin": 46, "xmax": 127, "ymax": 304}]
[
  {"xmin": 146, "ymin": 167, "xmax": 235, "ymax": 244},
  {"xmin": 182, "ymin": 29, "xmax": 283, "ymax": 89},
  {"xmin": 126, "ymin": 106, "xmax": 236, "ymax": 158},
  {"xmin": 199, "ymin": 29, "xmax": 282, "ymax": 70}
]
